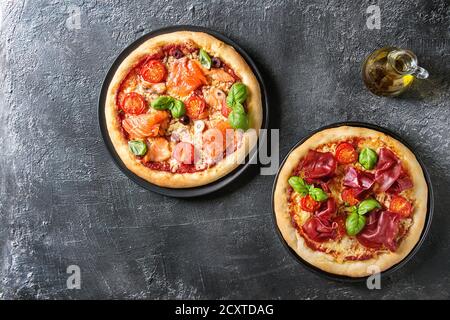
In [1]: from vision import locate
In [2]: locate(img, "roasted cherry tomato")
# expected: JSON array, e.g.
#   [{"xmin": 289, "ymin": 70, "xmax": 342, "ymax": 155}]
[
  {"xmin": 121, "ymin": 92, "xmax": 147, "ymax": 114},
  {"xmin": 140, "ymin": 60, "xmax": 167, "ymax": 83},
  {"xmin": 341, "ymin": 188, "xmax": 360, "ymax": 206},
  {"xmin": 300, "ymin": 195, "xmax": 321, "ymax": 213},
  {"xmin": 185, "ymin": 95, "xmax": 208, "ymax": 119},
  {"xmin": 389, "ymin": 195, "xmax": 412, "ymax": 217},
  {"xmin": 335, "ymin": 142, "xmax": 358, "ymax": 164},
  {"xmin": 172, "ymin": 142, "xmax": 195, "ymax": 164}
]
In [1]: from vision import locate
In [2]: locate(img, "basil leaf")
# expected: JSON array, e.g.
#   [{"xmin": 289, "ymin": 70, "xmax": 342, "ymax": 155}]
[
  {"xmin": 359, "ymin": 147, "xmax": 378, "ymax": 170},
  {"xmin": 349, "ymin": 205, "xmax": 358, "ymax": 215},
  {"xmin": 357, "ymin": 198, "xmax": 381, "ymax": 215},
  {"xmin": 309, "ymin": 187, "xmax": 328, "ymax": 202},
  {"xmin": 226, "ymin": 83, "xmax": 248, "ymax": 108},
  {"xmin": 128, "ymin": 140, "xmax": 147, "ymax": 156},
  {"xmin": 231, "ymin": 101, "xmax": 246, "ymax": 114},
  {"xmin": 346, "ymin": 212, "xmax": 366, "ymax": 236},
  {"xmin": 199, "ymin": 49, "xmax": 212, "ymax": 69},
  {"xmin": 228, "ymin": 110, "xmax": 249, "ymax": 130},
  {"xmin": 288, "ymin": 176, "xmax": 309, "ymax": 196},
  {"xmin": 151, "ymin": 96, "xmax": 174, "ymax": 110},
  {"xmin": 170, "ymin": 99, "xmax": 185, "ymax": 118}
]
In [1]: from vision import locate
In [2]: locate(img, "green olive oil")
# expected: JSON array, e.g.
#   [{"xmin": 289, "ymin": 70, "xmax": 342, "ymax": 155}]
[{"xmin": 362, "ymin": 47, "xmax": 429, "ymax": 96}]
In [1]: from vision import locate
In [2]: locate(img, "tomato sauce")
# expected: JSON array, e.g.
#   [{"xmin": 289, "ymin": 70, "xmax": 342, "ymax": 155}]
[
  {"xmin": 222, "ymin": 62, "xmax": 241, "ymax": 82},
  {"xmin": 144, "ymin": 161, "xmax": 211, "ymax": 174},
  {"xmin": 144, "ymin": 161, "xmax": 171, "ymax": 172}
]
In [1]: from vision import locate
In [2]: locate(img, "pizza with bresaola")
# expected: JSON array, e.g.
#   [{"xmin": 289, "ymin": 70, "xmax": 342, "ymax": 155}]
[{"xmin": 273, "ymin": 126, "xmax": 428, "ymax": 277}]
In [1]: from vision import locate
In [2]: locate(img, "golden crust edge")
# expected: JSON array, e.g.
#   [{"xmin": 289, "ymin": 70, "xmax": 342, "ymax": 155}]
[
  {"xmin": 104, "ymin": 31, "xmax": 263, "ymax": 188},
  {"xmin": 273, "ymin": 126, "xmax": 428, "ymax": 277}
]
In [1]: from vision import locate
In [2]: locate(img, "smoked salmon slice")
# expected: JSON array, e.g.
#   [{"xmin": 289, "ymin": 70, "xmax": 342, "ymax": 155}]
[
  {"xmin": 143, "ymin": 137, "xmax": 171, "ymax": 162},
  {"xmin": 167, "ymin": 58, "xmax": 207, "ymax": 96},
  {"xmin": 206, "ymin": 69, "xmax": 235, "ymax": 83},
  {"xmin": 122, "ymin": 111, "xmax": 169, "ymax": 138}
]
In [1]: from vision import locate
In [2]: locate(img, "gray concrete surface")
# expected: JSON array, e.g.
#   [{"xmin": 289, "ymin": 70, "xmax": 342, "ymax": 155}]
[{"xmin": 0, "ymin": 0, "xmax": 449, "ymax": 299}]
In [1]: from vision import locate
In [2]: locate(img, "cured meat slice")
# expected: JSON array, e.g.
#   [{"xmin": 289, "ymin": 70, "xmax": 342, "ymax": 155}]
[
  {"xmin": 302, "ymin": 216, "xmax": 338, "ymax": 242},
  {"xmin": 387, "ymin": 172, "xmax": 413, "ymax": 194},
  {"xmin": 315, "ymin": 198, "xmax": 337, "ymax": 222},
  {"xmin": 375, "ymin": 148, "xmax": 402, "ymax": 191},
  {"xmin": 301, "ymin": 150, "xmax": 337, "ymax": 180},
  {"xmin": 343, "ymin": 166, "xmax": 375, "ymax": 190},
  {"xmin": 302, "ymin": 198, "xmax": 338, "ymax": 242},
  {"xmin": 357, "ymin": 210, "xmax": 401, "ymax": 251}
]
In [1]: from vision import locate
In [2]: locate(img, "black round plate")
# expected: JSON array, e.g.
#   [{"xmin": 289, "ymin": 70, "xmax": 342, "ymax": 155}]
[
  {"xmin": 98, "ymin": 25, "xmax": 269, "ymax": 198},
  {"xmin": 271, "ymin": 121, "xmax": 434, "ymax": 282}
]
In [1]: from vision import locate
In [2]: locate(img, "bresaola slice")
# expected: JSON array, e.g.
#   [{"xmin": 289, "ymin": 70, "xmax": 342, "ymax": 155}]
[
  {"xmin": 302, "ymin": 198, "xmax": 338, "ymax": 242},
  {"xmin": 357, "ymin": 210, "xmax": 401, "ymax": 251},
  {"xmin": 302, "ymin": 217, "xmax": 338, "ymax": 242},
  {"xmin": 387, "ymin": 172, "xmax": 413, "ymax": 194},
  {"xmin": 315, "ymin": 198, "xmax": 337, "ymax": 222},
  {"xmin": 301, "ymin": 150, "xmax": 337, "ymax": 181},
  {"xmin": 343, "ymin": 167, "xmax": 375, "ymax": 190},
  {"xmin": 375, "ymin": 148, "xmax": 402, "ymax": 192}
]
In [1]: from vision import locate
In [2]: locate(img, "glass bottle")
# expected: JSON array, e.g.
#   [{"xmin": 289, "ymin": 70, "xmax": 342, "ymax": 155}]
[{"xmin": 362, "ymin": 47, "xmax": 429, "ymax": 96}]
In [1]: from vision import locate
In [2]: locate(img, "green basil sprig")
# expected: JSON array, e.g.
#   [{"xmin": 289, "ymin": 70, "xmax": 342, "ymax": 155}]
[
  {"xmin": 199, "ymin": 49, "xmax": 212, "ymax": 69},
  {"xmin": 346, "ymin": 211, "xmax": 366, "ymax": 236},
  {"xmin": 288, "ymin": 176, "xmax": 309, "ymax": 196},
  {"xmin": 231, "ymin": 101, "xmax": 246, "ymax": 114},
  {"xmin": 345, "ymin": 198, "xmax": 381, "ymax": 236},
  {"xmin": 357, "ymin": 198, "xmax": 381, "ymax": 215},
  {"xmin": 226, "ymin": 83, "xmax": 249, "ymax": 130},
  {"xmin": 226, "ymin": 83, "xmax": 248, "ymax": 108},
  {"xmin": 170, "ymin": 99, "xmax": 186, "ymax": 118},
  {"xmin": 151, "ymin": 96, "xmax": 185, "ymax": 118},
  {"xmin": 128, "ymin": 140, "xmax": 147, "ymax": 156},
  {"xmin": 151, "ymin": 96, "xmax": 174, "ymax": 110},
  {"xmin": 228, "ymin": 109, "xmax": 249, "ymax": 130},
  {"xmin": 359, "ymin": 147, "xmax": 378, "ymax": 170},
  {"xmin": 309, "ymin": 187, "xmax": 328, "ymax": 202},
  {"xmin": 288, "ymin": 176, "xmax": 328, "ymax": 202}
]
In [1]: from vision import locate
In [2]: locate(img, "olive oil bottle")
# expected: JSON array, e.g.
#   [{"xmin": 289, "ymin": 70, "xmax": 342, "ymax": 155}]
[{"xmin": 362, "ymin": 47, "xmax": 429, "ymax": 96}]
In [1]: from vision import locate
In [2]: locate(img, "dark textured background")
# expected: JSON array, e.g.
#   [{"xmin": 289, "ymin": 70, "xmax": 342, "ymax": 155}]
[{"xmin": 1, "ymin": 0, "xmax": 449, "ymax": 299}]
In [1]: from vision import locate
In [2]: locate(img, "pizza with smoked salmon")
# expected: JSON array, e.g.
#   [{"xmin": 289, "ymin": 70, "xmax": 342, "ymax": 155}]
[
  {"xmin": 273, "ymin": 126, "xmax": 428, "ymax": 277},
  {"xmin": 105, "ymin": 31, "xmax": 262, "ymax": 188}
]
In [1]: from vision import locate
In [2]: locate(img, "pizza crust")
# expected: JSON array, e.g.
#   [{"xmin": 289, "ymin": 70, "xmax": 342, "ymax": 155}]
[
  {"xmin": 273, "ymin": 126, "xmax": 428, "ymax": 277},
  {"xmin": 105, "ymin": 31, "xmax": 262, "ymax": 188}
]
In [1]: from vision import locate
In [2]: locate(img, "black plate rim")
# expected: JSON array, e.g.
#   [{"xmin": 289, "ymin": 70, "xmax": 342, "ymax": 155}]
[
  {"xmin": 271, "ymin": 121, "xmax": 434, "ymax": 282},
  {"xmin": 98, "ymin": 25, "xmax": 269, "ymax": 198}
]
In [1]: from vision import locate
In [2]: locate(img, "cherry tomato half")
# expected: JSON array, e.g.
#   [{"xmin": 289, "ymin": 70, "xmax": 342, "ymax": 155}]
[
  {"xmin": 341, "ymin": 188, "xmax": 360, "ymax": 206},
  {"xmin": 140, "ymin": 60, "xmax": 167, "ymax": 83},
  {"xmin": 335, "ymin": 142, "xmax": 358, "ymax": 164},
  {"xmin": 389, "ymin": 195, "xmax": 412, "ymax": 218},
  {"xmin": 121, "ymin": 92, "xmax": 147, "ymax": 114},
  {"xmin": 300, "ymin": 195, "xmax": 321, "ymax": 213},
  {"xmin": 185, "ymin": 95, "xmax": 208, "ymax": 119}
]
